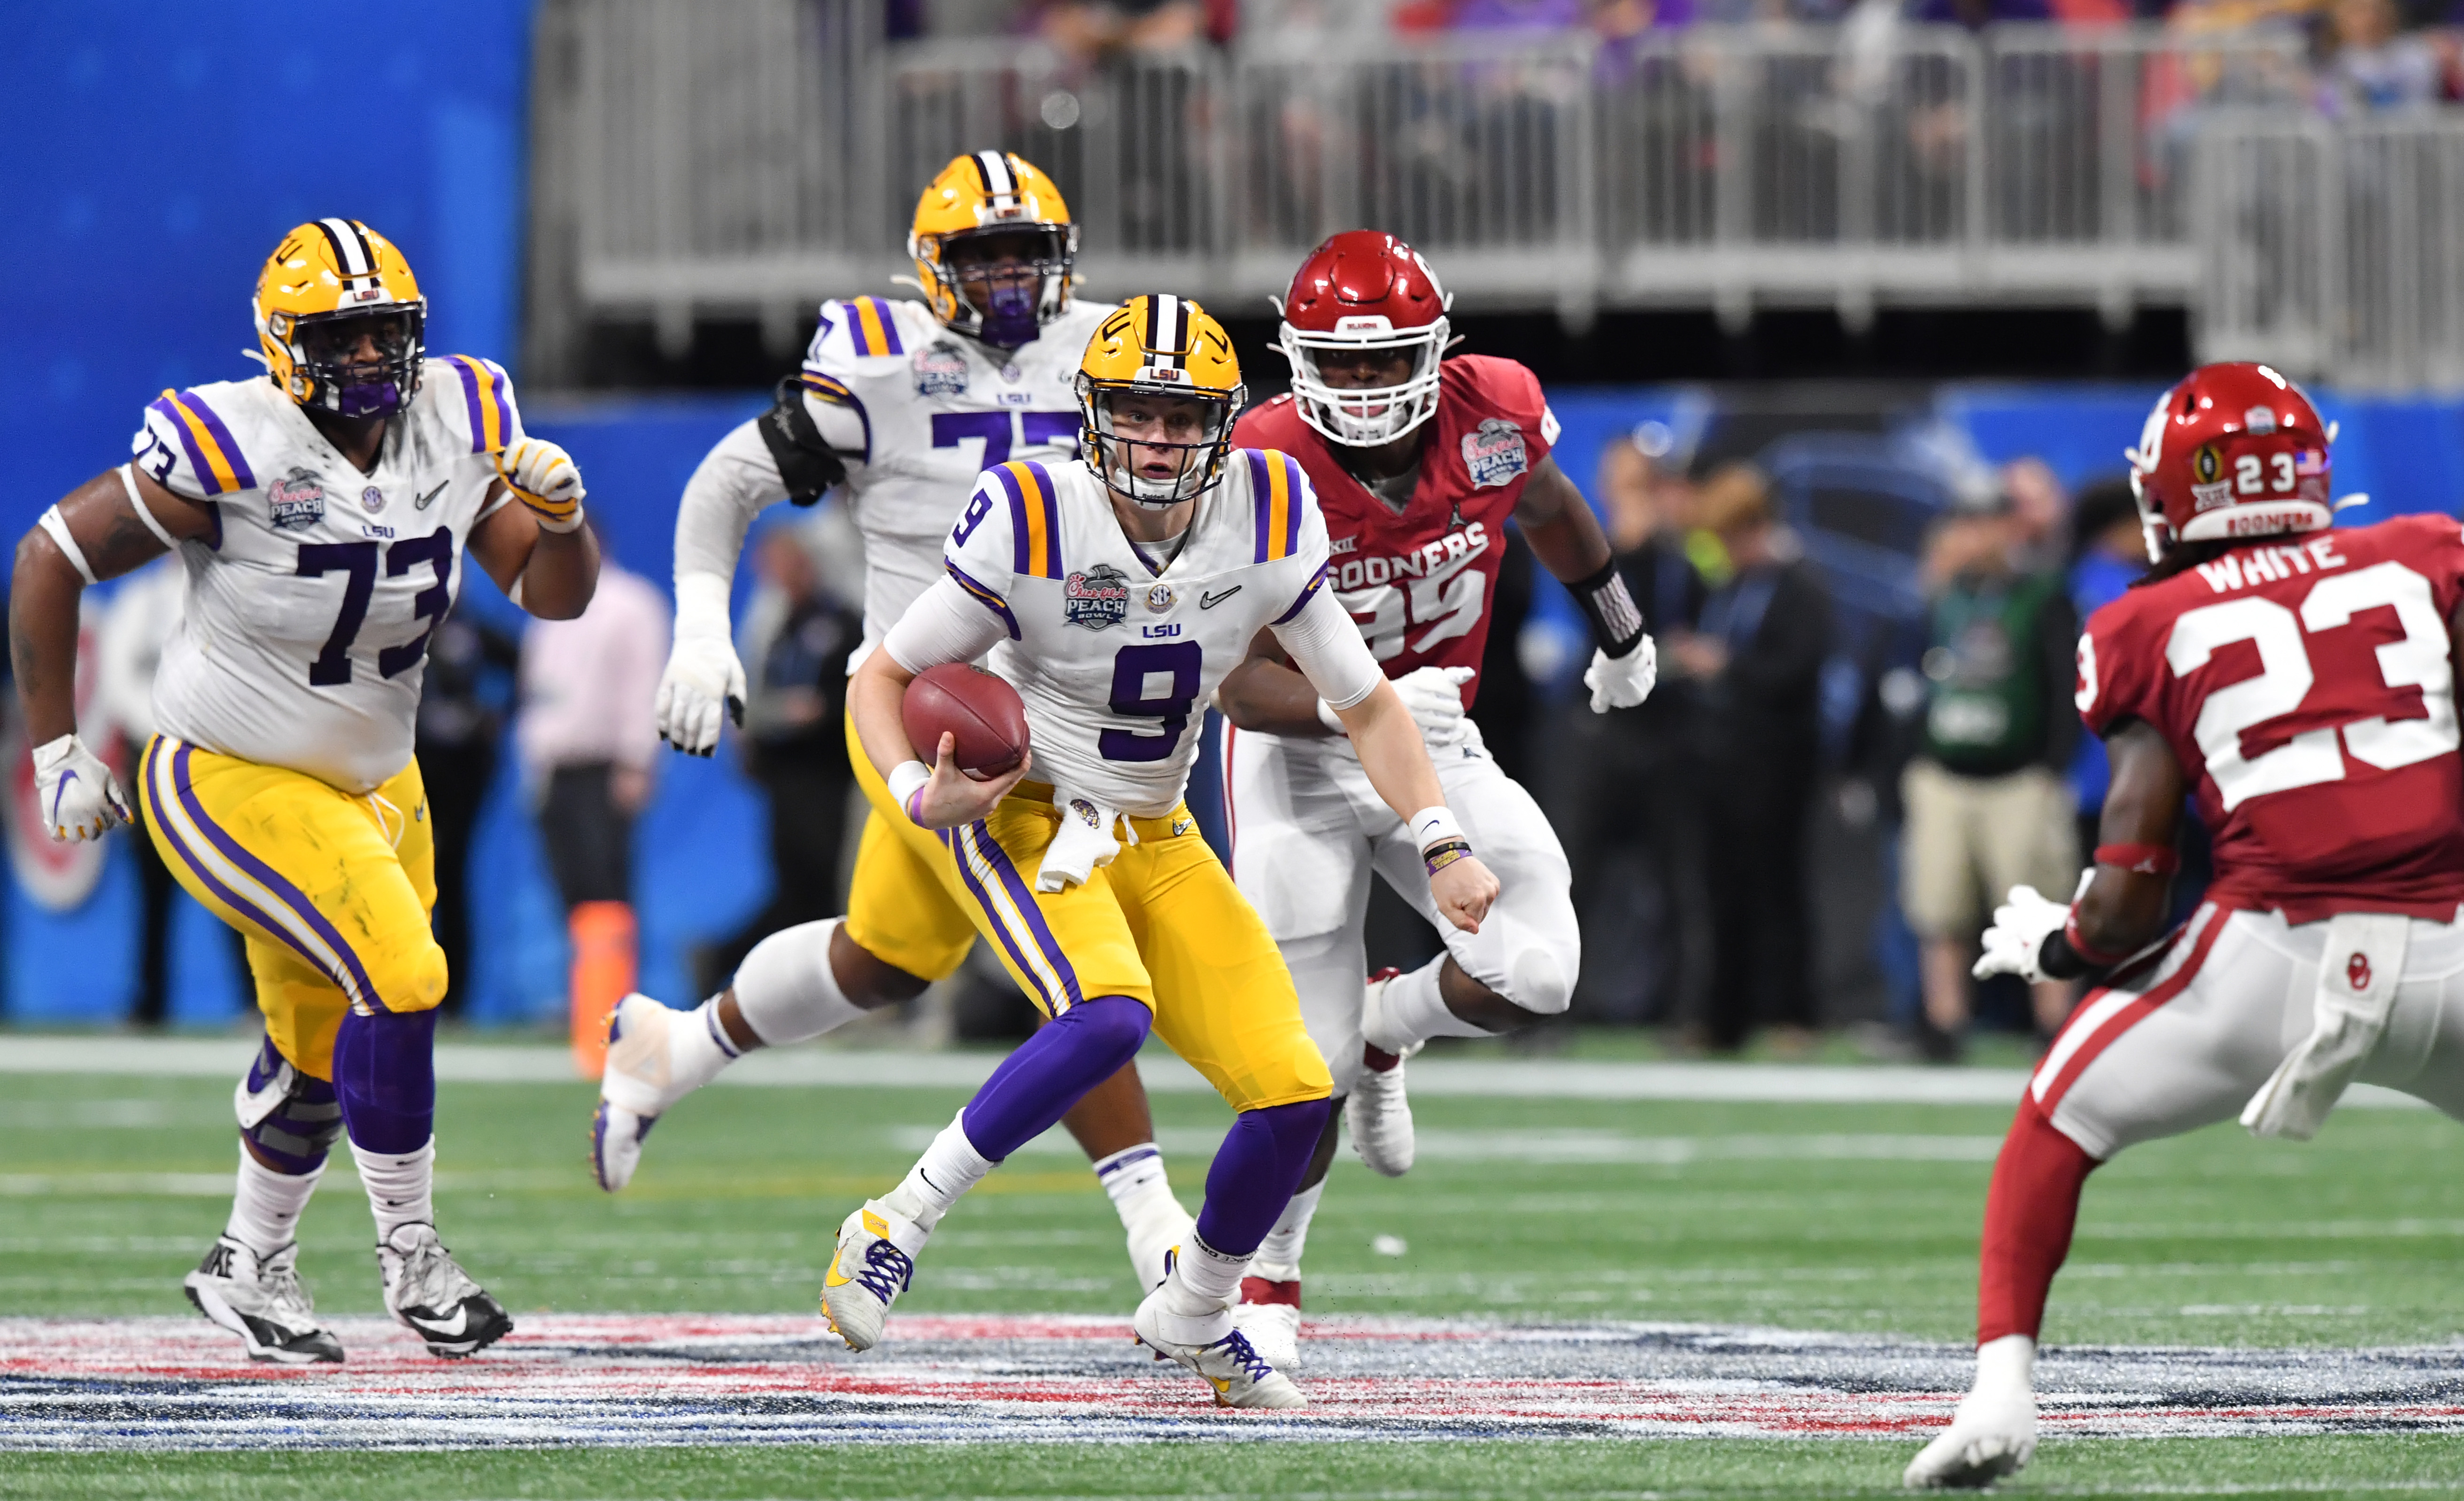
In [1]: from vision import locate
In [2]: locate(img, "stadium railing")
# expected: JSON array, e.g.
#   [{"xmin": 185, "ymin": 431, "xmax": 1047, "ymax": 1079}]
[{"xmin": 527, "ymin": 0, "xmax": 2451, "ymax": 388}]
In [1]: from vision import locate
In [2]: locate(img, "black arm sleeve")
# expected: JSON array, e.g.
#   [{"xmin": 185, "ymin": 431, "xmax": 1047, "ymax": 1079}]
[
  {"xmin": 756, "ymin": 377, "xmax": 850, "ymax": 507},
  {"xmin": 1569, "ymin": 558, "xmax": 1648, "ymax": 658}
]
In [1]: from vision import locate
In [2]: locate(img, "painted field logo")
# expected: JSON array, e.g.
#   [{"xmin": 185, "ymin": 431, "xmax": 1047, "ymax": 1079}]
[
  {"xmin": 1064, "ymin": 563, "xmax": 1130, "ymax": 630},
  {"xmin": 269, "ymin": 470, "xmax": 327, "ymax": 531},
  {"xmin": 914, "ymin": 342, "xmax": 970, "ymax": 399},
  {"xmin": 1461, "ymin": 418, "xmax": 1528, "ymax": 489}
]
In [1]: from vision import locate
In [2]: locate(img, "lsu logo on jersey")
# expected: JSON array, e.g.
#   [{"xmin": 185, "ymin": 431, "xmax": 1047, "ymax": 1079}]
[
  {"xmin": 269, "ymin": 469, "xmax": 328, "ymax": 531},
  {"xmin": 1064, "ymin": 562, "xmax": 1130, "ymax": 630},
  {"xmin": 915, "ymin": 341, "xmax": 970, "ymax": 399},
  {"xmin": 1461, "ymin": 417, "xmax": 1528, "ymax": 489}
]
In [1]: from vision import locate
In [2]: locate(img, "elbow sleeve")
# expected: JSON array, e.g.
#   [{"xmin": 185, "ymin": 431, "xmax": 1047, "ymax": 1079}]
[{"xmin": 674, "ymin": 420, "xmax": 788, "ymax": 582}]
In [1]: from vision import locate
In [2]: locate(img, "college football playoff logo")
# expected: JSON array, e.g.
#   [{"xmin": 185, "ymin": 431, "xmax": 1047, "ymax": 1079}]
[
  {"xmin": 1063, "ymin": 563, "xmax": 1130, "ymax": 630},
  {"xmin": 2189, "ymin": 444, "xmax": 2232, "ymax": 511}
]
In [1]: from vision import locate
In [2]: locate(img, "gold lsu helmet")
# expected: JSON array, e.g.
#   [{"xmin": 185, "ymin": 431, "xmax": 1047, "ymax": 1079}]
[
  {"xmin": 907, "ymin": 151, "xmax": 1077, "ymax": 346},
  {"xmin": 255, "ymin": 218, "xmax": 427, "ymax": 419},
  {"xmin": 1076, "ymin": 293, "xmax": 1246, "ymax": 508}
]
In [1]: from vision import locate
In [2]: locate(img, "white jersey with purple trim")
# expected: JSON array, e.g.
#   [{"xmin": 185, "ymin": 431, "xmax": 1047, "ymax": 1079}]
[
  {"xmin": 798, "ymin": 295, "xmax": 1111, "ymax": 649},
  {"xmin": 943, "ymin": 450, "xmax": 1329, "ymax": 818},
  {"xmin": 130, "ymin": 358, "xmax": 521, "ymax": 793}
]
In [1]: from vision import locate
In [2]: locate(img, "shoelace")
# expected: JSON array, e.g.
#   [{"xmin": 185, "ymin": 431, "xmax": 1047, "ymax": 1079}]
[
  {"xmin": 853, "ymin": 1239, "xmax": 914, "ymax": 1305},
  {"xmin": 397, "ymin": 1238, "xmax": 476, "ymax": 1314},
  {"xmin": 1211, "ymin": 1329, "xmax": 1277, "ymax": 1386},
  {"xmin": 259, "ymin": 1257, "xmax": 314, "ymax": 1321}
]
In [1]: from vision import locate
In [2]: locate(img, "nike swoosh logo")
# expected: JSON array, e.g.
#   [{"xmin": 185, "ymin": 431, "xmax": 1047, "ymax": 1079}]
[
  {"xmin": 419, "ymin": 1305, "xmax": 473, "ymax": 1337},
  {"xmin": 414, "ymin": 482, "xmax": 447, "ymax": 510},
  {"xmin": 1201, "ymin": 586, "xmax": 1242, "ymax": 609},
  {"xmin": 50, "ymin": 770, "xmax": 77, "ymax": 826}
]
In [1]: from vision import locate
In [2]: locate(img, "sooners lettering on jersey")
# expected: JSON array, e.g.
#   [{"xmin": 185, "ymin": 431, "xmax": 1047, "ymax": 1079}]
[
  {"xmin": 1232, "ymin": 355, "xmax": 1553, "ymax": 708},
  {"xmin": 2077, "ymin": 514, "xmax": 2464, "ymax": 921}
]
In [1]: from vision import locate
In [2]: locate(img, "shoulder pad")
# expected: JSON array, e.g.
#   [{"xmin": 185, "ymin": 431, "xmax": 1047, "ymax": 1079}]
[
  {"xmin": 139, "ymin": 384, "xmax": 262, "ymax": 499},
  {"xmin": 813, "ymin": 297, "xmax": 914, "ymax": 364},
  {"xmin": 431, "ymin": 355, "xmax": 524, "ymax": 454}
]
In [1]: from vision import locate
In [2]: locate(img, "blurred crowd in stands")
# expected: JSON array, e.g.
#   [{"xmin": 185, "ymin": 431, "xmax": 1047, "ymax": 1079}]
[{"xmin": 889, "ymin": 0, "xmax": 2464, "ymax": 113}]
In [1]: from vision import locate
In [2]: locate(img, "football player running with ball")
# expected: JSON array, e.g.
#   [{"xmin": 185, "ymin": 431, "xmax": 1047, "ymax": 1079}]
[
  {"xmin": 592, "ymin": 153, "xmax": 1196, "ymax": 1289},
  {"xmin": 1908, "ymin": 363, "xmax": 2464, "ymax": 1487},
  {"xmin": 1189, "ymin": 231, "xmax": 1655, "ymax": 1366},
  {"xmin": 822, "ymin": 295, "xmax": 1496, "ymax": 1408},
  {"xmin": 8, "ymin": 219, "xmax": 599, "ymax": 1362}
]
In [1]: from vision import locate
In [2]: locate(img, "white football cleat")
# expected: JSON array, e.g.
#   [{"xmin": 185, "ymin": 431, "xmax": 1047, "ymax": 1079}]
[
  {"xmin": 1134, "ymin": 1273, "xmax": 1305, "ymax": 1409},
  {"xmin": 592, "ymin": 993, "xmax": 681, "ymax": 1192},
  {"xmin": 822, "ymin": 1200, "xmax": 929, "ymax": 1352},
  {"xmin": 377, "ymin": 1222, "xmax": 513, "ymax": 1359},
  {"xmin": 1126, "ymin": 1199, "xmax": 1196, "ymax": 1294},
  {"xmin": 183, "ymin": 1236, "xmax": 343, "ymax": 1364},
  {"xmin": 1232, "ymin": 1275, "xmax": 1303, "ymax": 1371},
  {"xmin": 1905, "ymin": 1336, "xmax": 2039, "ymax": 1489},
  {"xmin": 1347, "ymin": 970, "xmax": 1418, "ymax": 1177}
]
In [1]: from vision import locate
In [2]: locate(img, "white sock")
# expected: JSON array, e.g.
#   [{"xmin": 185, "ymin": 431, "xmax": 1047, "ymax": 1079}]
[
  {"xmin": 225, "ymin": 1146, "xmax": 324, "ymax": 1255},
  {"xmin": 1972, "ymin": 1333, "xmax": 2037, "ymax": 1398},
  {"xmin": 1248, "ymin": 1180, "xmax": 1323, "ymax": 1283},
  {"xmin": 732, "ymin": 917, "xmax": 866, "ymax": 1046},
  {"xmin": 350, "ymin": 1138, "xmax": 436, "ymax": 1244},
  {"xmin": 881, "ymin": 1110, "xmax": 995, "ymax": 1232},
  {"xmin": 1171, "ymin": 1231, "xmax": 1249, "ymax": 1307},
  {"xmin": 669, "ymin": 994, "xmax": 740, "ymax": 1091},
  {"xmin": 1093, "ymin": 1144, "xmax": 1185, "ymax": 1232},
  {"xmin": 1364, "ymin": 956, "xmax": 1488, "ymax": 1053}
]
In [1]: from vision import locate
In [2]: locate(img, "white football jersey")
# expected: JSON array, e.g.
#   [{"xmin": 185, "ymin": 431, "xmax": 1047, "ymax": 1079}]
[
  {"xmin": 130, "ymin": 358, "xmax": 520, "ymax": 793},
  {"xmin": 943, "ymin": 450, "xmax": 1330, "ymax": 818},
  {"xmin": 799, "ymin": 296, "xmax": 1110, "ymax": 647}
]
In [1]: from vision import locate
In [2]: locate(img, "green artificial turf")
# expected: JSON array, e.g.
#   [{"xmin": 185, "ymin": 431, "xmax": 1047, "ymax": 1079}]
[{"xmin": 7, "ymin": 1051, "xmax": 2464, "ymax": 1497}]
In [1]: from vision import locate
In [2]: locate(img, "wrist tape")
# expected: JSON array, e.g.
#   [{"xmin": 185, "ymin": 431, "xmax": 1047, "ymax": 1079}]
[
  {"xmin": 888, "ymin": 760, "xmax": 932, "ymax": 825},
  {"xmin": 1570, "ymin": 559, "xmax": 1647, "ymax": 658}
]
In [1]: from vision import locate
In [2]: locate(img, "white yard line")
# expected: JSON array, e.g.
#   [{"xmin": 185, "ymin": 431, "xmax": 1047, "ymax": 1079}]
[{"xmin": 0, "ymin": 1033, "xmax": 2428, "ymax": 1108}]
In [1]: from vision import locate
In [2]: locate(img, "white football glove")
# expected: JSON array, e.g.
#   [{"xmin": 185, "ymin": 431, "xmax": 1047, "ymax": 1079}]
[
  {"xmin": 1972, "ymin": 884, "xmax": 2073, "ymax": 983},
  {"xmin": 32, "ymin": 733, "xmax": 130, "ymax": 843},
  {"xmin": 1584, "ymin": 635, "xmax": 1659, "ymax": 713},
  {"xmin": 1390, "ymin": 665, "xmax": 1477, "ymax": 748},
  {"xmin": 494, "ymin": 437, "xmax": 586, "ymax": 532},
  {"xmin": 656, "ymin": 574, "xmax": 746, "ymax": 757}
]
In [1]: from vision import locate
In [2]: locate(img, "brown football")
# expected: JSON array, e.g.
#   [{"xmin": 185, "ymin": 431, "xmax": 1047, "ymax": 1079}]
[{"xmin": 902, "ymin": 663, "xmax": 1030, "ymax": 777}]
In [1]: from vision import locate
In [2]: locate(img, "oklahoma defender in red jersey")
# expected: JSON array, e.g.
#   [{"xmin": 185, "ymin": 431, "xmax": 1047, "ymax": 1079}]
[
  {"xmin": 1907, "ymin": 363, "xmax": 2464, "ymax": 1489},
  {"xmin": 1204, "ymin": 231, "xmax": 1659, "ymax": 1366}
]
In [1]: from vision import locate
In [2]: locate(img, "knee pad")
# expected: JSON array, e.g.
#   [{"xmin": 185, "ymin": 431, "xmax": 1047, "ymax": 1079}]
[
  {"xmin": 733, "ymin": 917, "xmax": 864, "ymax": 1045},
  {"xmin": 1506, "ymin": 940, "xmax": 1574, "ymax": 1017},
  {"xmin": 234, "ymin": 1038, "xmax": 342, "ymax": 1175},
  {"xmin": 369, "ymin": 933, "xmax": 449, "ymax": 1016}
]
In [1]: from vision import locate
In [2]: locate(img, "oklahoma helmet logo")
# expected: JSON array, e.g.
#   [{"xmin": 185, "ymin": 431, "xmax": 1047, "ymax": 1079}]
[
  {"xmin": 1063, "ymin": 562, "xmax": 1130, "ymax": 630},
  {"xmin": 2348, "ymin": 952, "xmax": 2372, "ymax": 990},
  {"xmin": 269, "ymin": 469, "xmax": 327, "ymax": 531},
  {"xmin": 1461, "ymin": 418, "xmax": 1529, "ymax": 490}
]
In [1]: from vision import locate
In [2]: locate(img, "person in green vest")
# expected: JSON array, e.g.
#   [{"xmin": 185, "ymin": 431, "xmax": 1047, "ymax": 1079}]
[{"xmin": 1901, "ymin": 479, "xmax": 2084, "ymax": 1056}]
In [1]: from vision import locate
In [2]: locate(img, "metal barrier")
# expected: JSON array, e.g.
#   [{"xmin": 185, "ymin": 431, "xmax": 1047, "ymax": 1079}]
[{"xmin": 527, "ymin": 0, "xmax": 2455, "ymax": 389}]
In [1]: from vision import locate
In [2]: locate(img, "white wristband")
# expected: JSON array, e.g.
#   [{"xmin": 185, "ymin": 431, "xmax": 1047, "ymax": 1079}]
[
  {"xmin": 887, "ymin": 760, "xmax": 933, "ymax": 823},
  {"xmin": 1409, "ymin": 806, "xmax": 1465, "ymax": 852},
  {"xmin": 1315, "ymin": 697, "xmax": 1348, "ymax": 736}
]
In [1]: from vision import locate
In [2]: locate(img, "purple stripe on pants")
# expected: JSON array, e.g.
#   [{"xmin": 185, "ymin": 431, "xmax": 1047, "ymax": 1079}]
[
  {"xmin": 142, "ymin": 740, "xmax": 333, "ymax": 987},
  {"xmin": 170, "ymin": 743, "xmax": 387, "ymax": 1013}
]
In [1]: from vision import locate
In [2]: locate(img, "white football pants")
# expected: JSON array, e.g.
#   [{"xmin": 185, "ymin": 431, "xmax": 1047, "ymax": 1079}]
[
  {"xmin": 2037, "ymin": 902, "xmax": 2464, "ymax": 1160},
  {"xmin": 1220, "ymin": 719, "xmax": 1580, "ymax": 1096}
]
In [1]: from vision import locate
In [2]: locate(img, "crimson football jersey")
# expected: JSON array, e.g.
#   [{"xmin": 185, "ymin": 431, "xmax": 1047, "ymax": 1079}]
[
  {"xmin": 2077, "ymin": 513, "xmax": 2464, "ymax": 922},
  {"xmin": 1233, "ymin": 355, "xmax": 1556, "ymax": 709}
]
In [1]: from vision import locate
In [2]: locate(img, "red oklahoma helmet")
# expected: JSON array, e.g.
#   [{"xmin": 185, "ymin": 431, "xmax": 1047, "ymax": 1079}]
[
  {"xmin": 2127, "ymin": 362, "xmax": 2347, "ymax": 562},
  {"xmin": 1273, "ymin": 231, "xmax": 1453, "ymax": 446}
]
